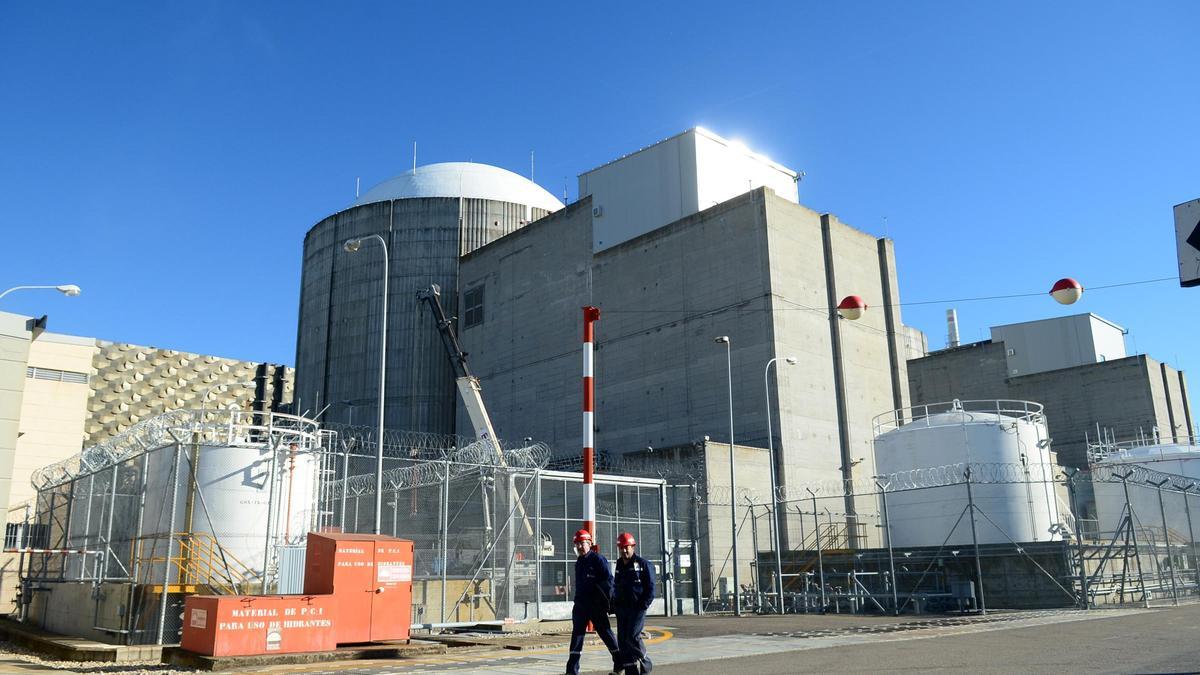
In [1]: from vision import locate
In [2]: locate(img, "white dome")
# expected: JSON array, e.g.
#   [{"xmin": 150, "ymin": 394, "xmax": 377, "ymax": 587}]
[{"xmin": 354, "ymin": 162, "xmax": 564, "ymax": 212}]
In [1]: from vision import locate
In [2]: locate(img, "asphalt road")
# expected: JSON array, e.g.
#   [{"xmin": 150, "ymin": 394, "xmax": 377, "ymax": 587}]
[{"xmin": 654, "ymin": 604, "xmax": 1200, "ymax": 674}]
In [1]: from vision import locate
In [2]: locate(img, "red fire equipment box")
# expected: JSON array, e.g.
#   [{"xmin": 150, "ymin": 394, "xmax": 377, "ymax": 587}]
[
  {"xmin": 303, "ymin": 532, "xmax": 414, "ymax": 644},
  {"xmin": 180, "ymin": 532, "xmax": 414, "ymax": 657},
  {"xmin": 181, "ymin": 594, "xmax": 337, "ymax": 657}
]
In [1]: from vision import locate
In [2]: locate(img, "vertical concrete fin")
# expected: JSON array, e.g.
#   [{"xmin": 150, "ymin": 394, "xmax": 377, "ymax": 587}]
[
  {"xmin": 876, "ymin": 238, "xmax": 906, "ymax": 413},
  {"xmin": 1178, "ymin": 370, "xmax": 1196, "ymax": 444},
  {"xmin": 1161, "ymin": 362, "xmax": 1179, "ymax": 443},
  {"xmin": 758, "ymin": 190, "xmax": 780, "ymax": 464},
  {"xmin": 820, "ymin": 214, "xmax": 856, "ymax": 522}
]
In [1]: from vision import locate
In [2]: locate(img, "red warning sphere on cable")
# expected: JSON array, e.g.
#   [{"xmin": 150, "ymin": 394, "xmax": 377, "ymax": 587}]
[
  {"xmin": 1049, "ymin": 278, "xmax": 1083, "ymax": 305},
  {"xmin": 837, "ymin": 295, "xmax": 867, "ymax": 320}
]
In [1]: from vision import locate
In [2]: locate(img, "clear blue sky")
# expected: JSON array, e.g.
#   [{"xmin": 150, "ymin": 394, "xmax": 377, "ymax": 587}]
[{"xmin": 2, "ymin": 2, "xmax": 1197, "ymax": 373}]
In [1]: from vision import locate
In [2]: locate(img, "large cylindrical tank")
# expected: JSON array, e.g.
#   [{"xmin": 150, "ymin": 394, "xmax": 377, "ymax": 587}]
[
  {"xmin": 1092, "ymin": 442, "xmax": 1200, "ymax": 535},
  {"xmin": 143, "ymin": 442, "xmax": 319, "ymax": 579},
  {"xmin": 294, "ymin": 162, "xmax": 563, "ymax": 435},
  {"xmin": 873, "ymin": 400, "xmax": 1064, "ymax": 547}
]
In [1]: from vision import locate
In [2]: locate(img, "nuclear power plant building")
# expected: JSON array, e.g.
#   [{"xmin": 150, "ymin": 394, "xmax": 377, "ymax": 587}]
[
  {"xmin": 454, "ymin": 128, "xmax": 917, "ymax": 497},
  {"xmin": 294, "ymin": 162, "xmax": 564, "ymax": 434}
]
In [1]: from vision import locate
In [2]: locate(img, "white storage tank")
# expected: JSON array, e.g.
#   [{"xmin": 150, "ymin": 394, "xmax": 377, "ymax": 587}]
[
  {"xmin": 872, "ymin": 400, "xmax": 1065, "ymax": 547},
  {"xmin": 1091, "ymin": 442, "xmax": 1200, "ymax": 536},
  {"xmin": 142, "ymin": 439, "xmax": 319, "ymax": 580}
]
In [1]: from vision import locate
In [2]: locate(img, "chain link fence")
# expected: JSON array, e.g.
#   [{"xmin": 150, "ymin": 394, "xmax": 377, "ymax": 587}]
[
  {"xmin": 708, "ymin": 460, "xmax": 1200, "ymax": 615},
  {"xmin": 16, "ymin": 412, "xmax": 699, "ymax": 644}
]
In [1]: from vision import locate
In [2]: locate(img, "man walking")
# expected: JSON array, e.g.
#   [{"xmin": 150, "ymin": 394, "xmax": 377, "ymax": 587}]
[
  {"xmin": 614, "ymin": 532, "xmax": 655, "ymax": 674},
  {"xmin": 566, "ymin": 528, "xmax": 620, "ymax": 675}
]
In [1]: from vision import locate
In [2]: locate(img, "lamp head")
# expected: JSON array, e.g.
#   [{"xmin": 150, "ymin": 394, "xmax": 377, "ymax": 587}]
[
  {"xmin": 56, "ymin": 284, "xmax": 81, "ymax": 297},
  {"xmin": 343, "ymin": 238, "xmax": 363, "ymax": 253},
  {"xmin": 784, "ymin": 357, "xmax": 798, "ymax": 365},
  {"xmin": 714, "ymin": 336, "xmax": 730, "ymax": 344}
]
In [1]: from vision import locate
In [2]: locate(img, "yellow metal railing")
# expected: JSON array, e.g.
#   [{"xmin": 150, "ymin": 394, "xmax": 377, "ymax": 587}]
[{"xmin": 136, "ymin": 532, "xmax": 258, "ymax": 595}]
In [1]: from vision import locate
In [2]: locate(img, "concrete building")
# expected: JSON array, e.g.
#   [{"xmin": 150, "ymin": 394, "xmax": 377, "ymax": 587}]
[
  {"xmin": 455, "ymin": 129, "xmax": 913, "ymax": 554},
  {"xmin": 907, "ymin": 313, "xmax": 1195, "ymax": 469},
  {"xmin": 0, "ymin": 310, "xmax": 294, "ymax": 611},
  {"xmin": 293, "ymin": 162, "xmax": 564, "ymax": 436},
  {"xmin": 0, "ymin": 309, "xmax": 294, "ymax": 526}
]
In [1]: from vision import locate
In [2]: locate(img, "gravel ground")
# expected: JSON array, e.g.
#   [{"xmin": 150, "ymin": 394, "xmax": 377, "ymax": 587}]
[{"xmin": 0, "ymin": 640, "xmax": 196, "ymax": 674}]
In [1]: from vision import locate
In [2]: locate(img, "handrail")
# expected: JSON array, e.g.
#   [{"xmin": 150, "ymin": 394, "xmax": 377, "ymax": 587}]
[
  {"xmin": 873, "ymin": 399, "xmax": 1045, "ymax": 438},
  {"xmin": 135, "ymin": 531, "xmax": 258, "ymax": 595}
]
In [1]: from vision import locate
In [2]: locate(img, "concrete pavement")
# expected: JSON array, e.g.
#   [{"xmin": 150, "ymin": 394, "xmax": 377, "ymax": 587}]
[
  {"xmin": 254, "ymin": 607, "xmax": 1170, "ymax": 674},
  {"xmin": 3, "ymin": 606, "xmax": 1198, "ymax": 673}
]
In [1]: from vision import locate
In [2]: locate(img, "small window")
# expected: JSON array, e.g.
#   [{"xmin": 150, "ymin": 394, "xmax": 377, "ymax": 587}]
[
  {"xmin": 26, "ymin": 366, "xmax": 88, "ymax": 384},
  {"xmin": 463, "ymin": 286, "xmax": 485, "ymax": 329},
  {"xmin": 6, "ymin": 523, "xmax": 49, "ymax": 549}
]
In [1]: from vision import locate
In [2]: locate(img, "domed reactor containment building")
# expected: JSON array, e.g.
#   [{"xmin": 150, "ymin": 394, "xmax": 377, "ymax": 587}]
[{"xmin": 294, "ymin": 162, "xmax": 563, "ymax": 434}]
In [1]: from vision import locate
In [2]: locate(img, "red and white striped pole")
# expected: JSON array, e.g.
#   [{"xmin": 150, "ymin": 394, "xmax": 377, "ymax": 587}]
[{"xmin": 582, "ymin": 305, "xmax": 601, "ymax": 538}]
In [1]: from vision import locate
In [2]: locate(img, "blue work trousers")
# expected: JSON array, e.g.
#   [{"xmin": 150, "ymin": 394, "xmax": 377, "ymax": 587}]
[
  {"xmin": 566, "ymin": 602, "xmax": 619, "ymax": 675},
  {"xmin": 616, "ymin": 606, "xmax": 652, "ymax": 674}
]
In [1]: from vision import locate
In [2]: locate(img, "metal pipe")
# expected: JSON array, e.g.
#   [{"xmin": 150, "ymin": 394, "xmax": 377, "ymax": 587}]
[
  {"xmin": 763, "ymin": 357, "xmax": 788, "ymax": 614},
  {"xmin": 340, "ymin": 440, "xmax": 350, "ymax": 531},
  {"xmin": 808, "ymin": 489, "xmax": 825, "ymax": 611},
  {"xmin": 342, "ymin": 233, "xmax": 389, "ymax": 535},
  {"xmin": 877, "ymin": 481, "xmax": 899, "ymax": 614},
  {"xmin": 747, "ymin": 498, "xmax": 760, "ymax": 611},
  {"xmin": 17, "ymin": 503, "xmax": 30, "ymax": 621},
  {"xmin": 534, "ymin": 470, "xmax": 542, "ymax": 620},
  {"xmin": 506, "ymin": 472, "xmax": 516, "ymax": 618},
  {"xmin": 157, "ymin": 441, "xmax": 184, "ymax": 645},
  {"xmin": 715, "ymin": 336, "xmax": 740, "ymax": 615},
  {"xmin": 62, "ymin": 479, "xmax": 75, "ymax": 582},
  {"xmin": 1182, "ymin": 488, "xmax": 1199, "ymax": 592},
  {"xmin": 125, "ymin": 451, "xmax": 150, "ymax": 642},
  {"xmin": 82, "ymin": 474, "xmax": 95, "ymax": 580},
  {"xmin": 582, "ymin": 306, "xmax": 600, "ymax": 537},
  {"xmin": 100, "ymin": 464, "xmax": 119, "ymax": 584},
  {"xmin": 1065, "ymin": 471, "xmax": 1090, "ymax": 609},
  {"xmin": 965, "ymin": 468, "xmax": 987, "ymax": 615},
  {"xmin": 1154, "ymin": 482, "xmax": 1179, "ymax": 605},
  {"xmin": 1120, "ymin": 476, "xmax": 1150, "ymax": 607},
  {"xmin": 692, "ymin": 482, "xmax": 704, "ymax": 615},
  {"xmin": 660, "ymin": 482, "xmax": 672, "ymax": 617},
  {"xmin": 261, "ymin": 442, "xmax": 279, "ymax": 593},
  {"xmin": 440, "ymin": 460, "xmax": 450, "ymax": 622}
]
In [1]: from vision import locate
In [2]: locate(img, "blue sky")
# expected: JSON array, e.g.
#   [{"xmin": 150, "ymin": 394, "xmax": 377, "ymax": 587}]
[{"xmin": 1, "ymin": 2, "xmax": 1197, "ymax": 371}]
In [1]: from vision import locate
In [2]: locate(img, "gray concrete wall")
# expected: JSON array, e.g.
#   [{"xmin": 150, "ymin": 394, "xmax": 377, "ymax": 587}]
[
  {"xmin": 908, "ymin": 346, "xmax": 1188, "ymax": 469},
  {"xmin": 28, "ymin": 581, "xmax": 128, "ymax": 643},
  {"xmin": 907, "ymin": 341, "xmax": 1012, "ymax": 405},
  {"xmin": 458, "ymin": 189, "xmax": 906, "ymax": 480}
]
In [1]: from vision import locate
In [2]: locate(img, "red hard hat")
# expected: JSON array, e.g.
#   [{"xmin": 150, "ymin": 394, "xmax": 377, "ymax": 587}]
[
  {"xmin": 573, "ymin": 529, "xmax": 593, "ymax": 544},
  {"xmin": 617, "ymin": 532, "xmax": 636, "ymax": 547}
]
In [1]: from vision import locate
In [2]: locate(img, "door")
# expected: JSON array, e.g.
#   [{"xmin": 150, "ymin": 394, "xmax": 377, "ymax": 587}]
[{"xmin": 371, "ymin": 540, "xmax": 414, "ymax": 641}]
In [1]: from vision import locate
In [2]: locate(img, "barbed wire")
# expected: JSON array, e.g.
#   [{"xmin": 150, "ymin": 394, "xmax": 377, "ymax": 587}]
[
  {"xmin": 31, "ymin": 409, "xmax": 322, "ymax": 491},
  {"xmin": 328, "ymin": 439, "xmax": 552, "ymax": 499}
]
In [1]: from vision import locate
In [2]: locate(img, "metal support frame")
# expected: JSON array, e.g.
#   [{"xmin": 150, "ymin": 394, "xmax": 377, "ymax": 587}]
[
  {"xmin": 964, "ymin": 468, "xmax": 987, "ymax": 615},
  {"xmin": 808, "ymin": 489, "xmax": 826, "ymax": 612},
  {"xmin": 876, "ymin": 481, "xmax": 899, "ymax": 614},
  {"xmin": 156, "ymin": 441, "xmax": 183, "ymax": 645}
]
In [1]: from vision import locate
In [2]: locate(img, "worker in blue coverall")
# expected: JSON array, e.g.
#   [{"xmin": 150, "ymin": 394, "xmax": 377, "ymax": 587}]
[
  {"xmin": 614, "ymin": 532, "xmax": 655, "ymax": 674},
  {"xmin": 565, "ymin": 528, "xmax": 621, "ymax": 675}
]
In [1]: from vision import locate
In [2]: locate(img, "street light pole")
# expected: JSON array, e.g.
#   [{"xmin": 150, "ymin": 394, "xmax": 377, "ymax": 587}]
[
  {"xmin": 0, "ymin": 284, "xmax": 81, "ymax": 302},
  {"xmin": 714, "ymin": 335, "xmax": 740, "ymax": 615},
  {"xmin": 344, "ymin": 234, "xmax": 390, "ymax": 535},
  {"xmin": 764, "ymin": 356, "xmax": 797, "ymax": 614}
]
